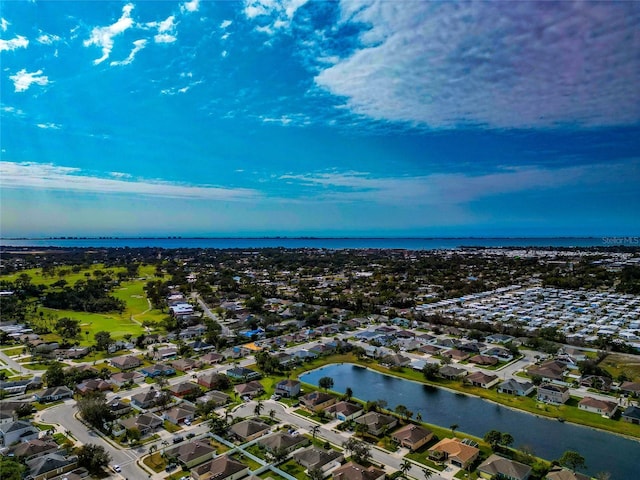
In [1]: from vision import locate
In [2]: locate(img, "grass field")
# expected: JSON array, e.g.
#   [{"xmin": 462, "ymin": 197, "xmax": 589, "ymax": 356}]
[
  {"xmin": 599, "ymin": 353, "xmax": 640, "ymax": 382},
  {"xmin": 3, "ymin": 263, "xmax": 167, "ymax": 343}
]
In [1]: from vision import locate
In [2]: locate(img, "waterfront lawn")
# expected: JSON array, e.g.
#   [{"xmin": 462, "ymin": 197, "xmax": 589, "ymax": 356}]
[{"xmin": 299, "ymin": 354, "xmax": 640, "ymax": 439}]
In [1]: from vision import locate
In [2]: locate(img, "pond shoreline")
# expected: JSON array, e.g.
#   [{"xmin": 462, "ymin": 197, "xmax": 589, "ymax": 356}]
[{"xmin": 299, "ymin": 360, "xmax": 640, "ymax": 443}]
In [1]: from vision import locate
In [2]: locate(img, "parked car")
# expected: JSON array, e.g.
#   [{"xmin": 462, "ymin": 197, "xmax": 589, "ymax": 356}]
[
  {"xmin": 112, "ymin": 465, "xmax": 121, "ymax": 473},
  {"xmin": 172, "ymin": 436, "xmax": 183, "ymax": 444}
]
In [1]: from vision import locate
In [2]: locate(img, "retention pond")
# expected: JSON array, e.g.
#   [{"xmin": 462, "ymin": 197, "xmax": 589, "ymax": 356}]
[{"xmin": 300, "ymin": 363, "xmax": 639, "ymax": 478}]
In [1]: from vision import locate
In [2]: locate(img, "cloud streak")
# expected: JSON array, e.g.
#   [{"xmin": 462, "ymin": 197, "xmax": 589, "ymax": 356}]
[
  {"xmin": 83, "ymin": 3, "xmax": 134, "ymax": 64},
  {"xmin": 314, "ymin": 1, "xmax": 640, "ymax": 129},
  {"xmin": 0, "ymin": 162, "xmax": 260, "ymax": 201},
  {"xmin": 279, "ymin": 160, "xmax": 640, "ymax": 205},
  {"xmin": 110, "ymin": 39, "xmax": 147, "ymax": 66}
]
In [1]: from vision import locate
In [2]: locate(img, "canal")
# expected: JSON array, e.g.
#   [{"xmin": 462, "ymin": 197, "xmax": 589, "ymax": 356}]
[{"xmin": 300, "ymin": 363, "xmax": 640, "ymax": 478}]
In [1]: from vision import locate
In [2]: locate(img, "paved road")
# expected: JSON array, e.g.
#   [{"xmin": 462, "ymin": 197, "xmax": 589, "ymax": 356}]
[
  {"xmin": 193, "ymin": 294, "xmax": 232, "ymax": 337},
  {"xmin": 233, "ymin": 400, "xmax": 448, "ymax": 480}
]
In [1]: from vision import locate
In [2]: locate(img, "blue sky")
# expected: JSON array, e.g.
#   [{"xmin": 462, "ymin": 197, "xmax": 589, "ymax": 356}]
[{"xmin": 1, "ymin": 0, "xmax": 639, "ymax": 237}]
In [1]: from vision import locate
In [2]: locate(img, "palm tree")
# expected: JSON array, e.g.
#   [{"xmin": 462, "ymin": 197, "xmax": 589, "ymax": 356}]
[
  {"xmin": 422, "ymin": 468, "xmax": 434, "ymax": 479},
  {"xmin": 310, "ymin": 425, "xmax": 320, "ymax": 441},
  {"xmin": 400, "ymin": 459, "xmax": 412, "ymax": 478},
  {"xmin": 269, "ymin": 409, "xmax": 276, "ymax": 421},
  {"xmin": 254, "ymin": 400, "xmax": 264, "ymax": 417},
  {"xmin": 416, "ymin": 412, "xmax": 422, "ymax": 422},
  {"xmin": 345, "ymin": 387, "xmax": 353, "ymax": 401},
  {"xmin": 449, "ymin": 424, "xmax": 458, "ymax": 436}
]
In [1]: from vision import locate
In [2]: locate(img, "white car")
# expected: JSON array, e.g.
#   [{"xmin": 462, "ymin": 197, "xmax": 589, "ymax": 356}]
[{"xmin": 112, "ymin": 465, "xmax": 121, "ymax": 473}]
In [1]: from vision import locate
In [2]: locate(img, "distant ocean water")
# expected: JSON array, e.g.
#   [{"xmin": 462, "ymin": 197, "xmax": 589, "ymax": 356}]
[{"xmin": 0, "ymin": 237, "xmax": 623, "ymax": 250}]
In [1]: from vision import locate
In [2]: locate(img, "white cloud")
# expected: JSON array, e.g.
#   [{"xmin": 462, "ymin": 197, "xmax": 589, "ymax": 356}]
[
  {"xmin": 243, "ymin": 0, "xmax": 309, "ymax": 33},
  {"xmin": 154, "ymin": 33, "xmax": 177, "ymax": 44},
  {"xmin": 1, "ymin": 18, "xmax": 9, "ymax": 32},
  {"xmin": 36, "ymin": 122, "xmax": 61, "ymax": 130},
  {"xmin": 9, "ymin": 69, "xmax": 49, "ymax": 93},
  {"xmin": 83, "ymin": 3, "xmax": 134, "ymax": 65},
  {"xmin": 0, "ymin": 161, "xmax": 259, "ymax": 201},
  {"xmin": 313, "ymin": 0, "xmax": 640, "ymax": 128},
  {"xmin": 220, "ymin": 20, "xmax": 233, "ymax": 29},
  {"xmin": 181, "ymin": 0, "xmax": 200, "ymax": 14},
  {"xmin": 279, "ymin": 161, "xmax": 637, "ymax": 205},
  {"xmin": 110, "ymin": 39, "xmax": 147, "ymax": 66},
  {"xmin": 147, "ymin": 15, "xmax": 177, "ymax": 44},
  {"xmin": 0, "ymin": 35, "xmax": 29, "ymax": 52},
  {"xmin": 36, "ymin": 33, "xmax": 61, "ymax": 45}
]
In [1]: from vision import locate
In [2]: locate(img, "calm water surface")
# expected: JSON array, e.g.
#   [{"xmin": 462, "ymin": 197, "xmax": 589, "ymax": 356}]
[{"xmin": 300, "ymin": 364, "xmax": 640, "ymax": 478}]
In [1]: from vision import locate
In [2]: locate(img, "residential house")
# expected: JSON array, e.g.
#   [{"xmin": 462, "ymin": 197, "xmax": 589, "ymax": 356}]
[
  {"xmin": 577, "ymin": 397, "xmax": 618, "ymax": 418},
  {"xmin": 171, "ymin": 358, "xmax": 200, "ymax": 372},
  {"xmin": 164, "ymin": 440, "xmax": 216, "ymax": 468},
  {"xmin": 621, "ymin": 405, "xmax": 640, "ymax": 425},
  {"xmin": 380, "ymin": 353, "xmax": 411, "ymax": 368},
  {"xmin": 141, "ymin": 363, "xmax": 176, "ymax": 378},
  {"xmin": 226, "ymin": 367, "xmax": 261, "ymax": 381},
  {"xmin": 498, "ymin": 379, "xmax": 535, "ymax": 397},
  {"xmin": 198, "ymin": 391, "xmax": 231, "ymax": 407},
  {"xmin": 354, "ymin": 412, "xmax": 397, "ymax": 436},
  {"xmin": 537, "ymin": 384, "xmax": 570, "ymax": 404},
  {"xmin": 468, "ymin": 355, "xmax": 498, "ymax": 367},
  {"xmin": 428, "ymin": 438, "xmax": 479, "ymax": 469},
  {"xmin": 189, "ymin": 340, "xmax": 214, "ymax": 352},
  {"xmin": 119, "ymin": 412, "xmax": 163, "ymax": 436},
  {"xmin": 466, "ymin": 371, "xmax": 499, "ymax": 389},
  {"xmin": 198, "ymin": 373, "xmax": 229, "ymax": 391},
  {"xmin": 76, "ymin": 379, "xmax": 111, "ymax": 395},
  {"xmin": 293, "ymin": 446, "xmax": 343, "ymax": 474},
  {"xmin": 528, "ymin": 360, "xmax": 566, "ymax": 383},
  {"xmin": 34, "ymin": 386, "xmax": 73, "ymax": 403},
  {"xmin": 391, "ymin": 424, "xmax": 433, "ymax": 451},
  {"xmin": 300, "ymin": 391, "xmax": 336, "ymax": 412},
  {"xmin": 234, "ymin": 381, "xmax": 264, "ymax": 398},
  {"xmin": 257, "ymin": 431, "xmax": 309, "ymax": 454},
  {"xmin": 442, "ymin": 349, "xmax": 470, "ymax": 362},
  {"xmin": 439, "ymin": 366, "xmax": 467, "ymax": 380},
  {"xmin": 200, "ymin": 352, "xmax": 225, "ymax": 364},
  {"xmin": 325, "ymin": 401, "xmax": 364, "ymax": 422},
  {"xmin": 110, "ymin": 371, "xmax": 145, "ymax": 387},
  {"xmin": 131, "ymin": 390, "xmax": 160, "ymax": 409},
  {"xmin": 107, "ymin": 399, "xmax": 132, "ymax": 417},
  {"xmin": 169, "ymin": 382, "xmax": 200, "ymax": 398},
  {"xmin": 0, "ymin": 420, "xmax": 39, "ymax": 447},
  {"xmin": 190, "ymin": 455, "xmax": 249, "ymax": 480},
  {"xmin": 545, "ymin": 467, "xmax": 590, "ymax": 480},
  {"xmin": 25, "ymin": 453, "xmax": 78, "ymax": 480},
  {"xmin": 332, "ymin": 461, "xmax": 385, "ymax": 480},
  {"xmin": 10, "ymin": 437, "xmax": 58, "ymax": 461},
  {"xmin": 619, "ymin": 381, "xmax": 640, "ymax": 397},
  {"xmin": 275, "ymin": 379, "xmax": 301, "ymax": 398},
  {"xmin": 477, "ymin": 454, "xmax": 531, "ymax": 480},
  {"xmin": 164, "ymin": 403, "xmax": 197, "ymax": 425},
  {"xmin": 229, "ymin": 419, "xmax": 271, "ymax": 442},
  {"xmin": 579, "ymin": 375, "xmax": 612, "ymax": 391},
  {"xmin": 110, "ymin": 355, "xmax": 141, "ymax": 370}
]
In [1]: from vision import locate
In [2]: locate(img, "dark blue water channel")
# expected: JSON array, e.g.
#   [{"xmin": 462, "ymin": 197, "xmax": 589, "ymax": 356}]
[{"xmin": 300, "ymin": 364, "xmax": 640, "ymax": 478}]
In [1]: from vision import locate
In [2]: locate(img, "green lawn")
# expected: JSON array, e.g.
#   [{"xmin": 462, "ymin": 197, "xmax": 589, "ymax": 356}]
[
  {"xmin": 0, "ymin": 346, "xmax": 25, "ymax": 356},
  {"xmin": 36, "ymin": 307, "xmax": 146, "ymax": 344},
  {"xmin": 277, "ymin": 460, "xmax": 307, "ymax": 480}
]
